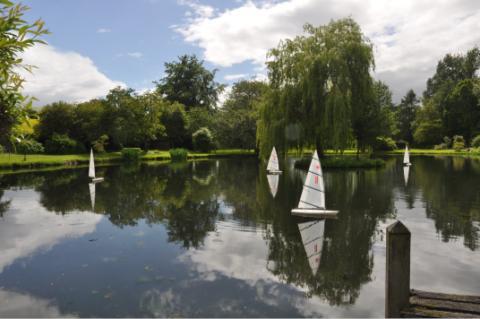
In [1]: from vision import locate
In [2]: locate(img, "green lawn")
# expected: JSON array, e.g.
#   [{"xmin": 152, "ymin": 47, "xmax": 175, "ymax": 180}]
[{"xmin": 0, "ymin": 149, "xmax": 256, "ymax": 170}]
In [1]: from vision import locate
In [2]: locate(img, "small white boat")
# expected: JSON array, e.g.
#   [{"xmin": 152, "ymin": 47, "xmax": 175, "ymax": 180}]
[
  {"xmin": 291, "ymin": 150, "xmax": 338, "ymax": 218},
  {"xmin": 88, "ymin": 182, "xmax": 96, "ymax": 210},
  {"xmin": 298, "ymin": 219, "xmax": 325, "ymax": 276},
  {"xmin": 267, "ymin": 174, "xmax": 279, "ymax": 198},
  {"xmin": 267, "ymin": 146, "xmax": 282, "ymax": 174},
  {"xmin": 89, "ymin": 148, "xmax": 104, "ymax": 183},
  {"xmin": 403, "ymin": 146, "xmax": 411, "ymax": 166}
]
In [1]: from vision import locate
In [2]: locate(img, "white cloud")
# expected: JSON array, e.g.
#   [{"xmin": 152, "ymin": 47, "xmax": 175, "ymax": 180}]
[
  {"xmin": 127, "ymin": 52, "xmax": 144, "ymax": 58},
  {"xmin": 176, "ymin": 0, "xmax": 480, "ymax": 101},
  {"xmin": 224, "ymin": 73, "xmax": 248, "ymax": 81},
  {"xmin": 20, "ymin": 44, "xmax": 125, "ymax": 105},
  {"xmin": 97, "ymin": 28, "xmax": 111, "ymax": 33}
]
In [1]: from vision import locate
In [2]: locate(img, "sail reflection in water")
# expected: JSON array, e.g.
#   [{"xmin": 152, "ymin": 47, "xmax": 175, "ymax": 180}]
[
  {"xmin": 298, "ymin": 219, "xmax": 325, "ymax": 275},
  {"xmin": 88, "ymin": 182, "xmax": 96, "ymax": 210},
  {"xmin": 403, "ymin": 166, "xmax": 410, "ymax": 186},
  {"xmin": 266, "ymin": 174, "xmax": 279, "ymax": 197}
]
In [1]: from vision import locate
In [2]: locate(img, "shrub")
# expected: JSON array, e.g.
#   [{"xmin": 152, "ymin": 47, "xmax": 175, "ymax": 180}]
[
  {"xmin": 16, "ymin": 138, "xmax": 44, "ymax": 155},
  {"xmin": 121, "ymin": 147, "xmax": 142, "ymax": 162},
  {"xmin": 192, "ymin": 127, "xmax": 215, "ymax": 152},
  {"xmin": 472, "ymin": 135, "xmax": 480, "ymax": 148},
  {"xmin": 92, "ymin": 135, "xmax": 109, "ymax": 153},
  {"xmin": 434, "ymin": 143, "xmax": 448, "ymax": 150},
  {"xmin": 452, "ymin": 135, "xmax": 465, "ymax": 151},
  {"xmin": 45, "ymin": 134, "xmax": 82, "ymax": 154},
  {"xmin": 169, "ymin": 148, "xmax": 188, "ymax": 162},
  {"xmin": 443, "ymin": 136, "xmax": 452, "ymax": 148},
  {"xmin": 373, "ymin": 136, "xmax": 397, "ymax": 151}
]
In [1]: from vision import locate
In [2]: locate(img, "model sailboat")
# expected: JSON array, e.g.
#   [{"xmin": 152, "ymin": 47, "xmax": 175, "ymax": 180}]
[
  {"xmin": 266, "ymin": 147, "xmax": 282, "ymax": 174},
  {"xmin": 89, "ymin": 149, "xmax": 104, "ymax": 183},
  {"xmin": 298, "ymin": 219, "xmax": 325, "ymax": 276},
  {"xmin": 291, "ymin": 150, "xmax": 338, "ymax": 218},
  {"xmin": 403, "ymin": 146, "xmax": 411, "ymax": 166}
]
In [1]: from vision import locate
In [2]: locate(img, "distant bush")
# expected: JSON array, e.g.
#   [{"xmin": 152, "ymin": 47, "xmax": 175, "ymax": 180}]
[
  {"xmin": 373, "ymin": 136, "xmax": 397, "ymax": 151},
  {"xmin": 443, "ymin": 136, "xmax": 452, "ymax": 148},
  {"xmin": 92, "ymin": 134, "xmax": 109, "ymax": 153},
  {"xmin": 45, "ymin": 134, "xmax": 83, "ymax": 154},
  {"xmin": 472, "ymin": 135, "xmax": 480, "ymax": 148},
  {"xmin": 452, "ymin": 135, "xmax": 465, "ymax": 151},
  {"xmin": 169, "ymin": 148, "xmax": 188, "ymax": 161},
  {"xmin": 434, "ymin": 143, "xmax": 448, "ymax": 150},
  {"xmin": 192, "ymin": 127, "xmax": 215, "ymax": 152},
  {"xmin": 121, "ymin": 147, "xmax": 142, "ymax": 162},
  {"xmin": 16, "ymin": 138, "xmax": 44, "ymax": 157}
]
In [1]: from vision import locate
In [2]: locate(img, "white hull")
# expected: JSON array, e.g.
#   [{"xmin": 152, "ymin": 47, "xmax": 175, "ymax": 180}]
[
  {"xmin": 91, "ymin": 177, "xmax": 104, "ymax": 183},
  {"xmin": 267, "ymin": 170, "xmax": 282, "ymax": 175},
  {"xmin": 291, "ymin": 208, "xmax": 338, "ymax": 219}
]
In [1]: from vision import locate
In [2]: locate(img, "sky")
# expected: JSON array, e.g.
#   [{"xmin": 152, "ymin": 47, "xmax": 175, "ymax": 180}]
[{"xmin": 19, "ymin": 0, "xmax": 480, "ymax": 106}]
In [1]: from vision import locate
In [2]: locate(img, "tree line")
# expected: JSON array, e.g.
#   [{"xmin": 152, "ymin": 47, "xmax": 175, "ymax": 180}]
[{"xmin": 2, "ymin": 2, "xmax": 479, "ymax": 156}]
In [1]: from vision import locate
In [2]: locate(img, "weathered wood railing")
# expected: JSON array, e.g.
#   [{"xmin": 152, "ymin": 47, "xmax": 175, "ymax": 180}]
[{"xmin": 385, "ymin": 221, "xmax": 480, "ymax": 318}]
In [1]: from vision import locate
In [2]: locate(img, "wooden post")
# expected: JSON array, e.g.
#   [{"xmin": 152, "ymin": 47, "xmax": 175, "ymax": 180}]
[{"xmin": 386, "ymin": 221, "xmax": 411, "ymax": 318}]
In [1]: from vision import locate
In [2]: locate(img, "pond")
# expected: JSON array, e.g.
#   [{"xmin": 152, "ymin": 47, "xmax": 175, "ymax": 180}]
[{"xmin": 0, "ymin": 156, "xmax": 479, "ymax": 317}]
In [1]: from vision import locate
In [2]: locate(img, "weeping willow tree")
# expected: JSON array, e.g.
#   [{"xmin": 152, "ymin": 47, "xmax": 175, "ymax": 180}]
[{"xmin": 257, "ymin": 18, "xmax": 377, "ymax": 158}]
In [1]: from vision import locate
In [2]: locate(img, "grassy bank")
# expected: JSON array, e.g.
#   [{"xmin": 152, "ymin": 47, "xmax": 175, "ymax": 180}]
[
  {"xmin": 0, "ymin": 149, "xmax": 255, "ymax": 170},
  {"xmin": 294, "ymin": 156, "xmax": 385, "ymax": 170},
  {"xmin": 384, "ymin": 148, "xmax": 480, "ymax": 156}
]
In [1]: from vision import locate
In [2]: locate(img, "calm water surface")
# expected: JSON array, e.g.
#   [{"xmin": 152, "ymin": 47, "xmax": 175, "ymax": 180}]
[{"xmin": 0, "ymin": 156, "xmax": 479, "ymax": 317}]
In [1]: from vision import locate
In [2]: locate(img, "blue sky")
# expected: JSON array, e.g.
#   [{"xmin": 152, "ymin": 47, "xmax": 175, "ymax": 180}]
[{"xmin": 19, "ymin": 0, "xmax": 480, "ymax": 105}]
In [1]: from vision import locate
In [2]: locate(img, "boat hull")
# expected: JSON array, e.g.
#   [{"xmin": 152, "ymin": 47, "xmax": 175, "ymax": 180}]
[
  {"xmin": 267, "ymin": 170, "xmax": 282, "ymax": 175},
  {"xmin": 91, "ymin": 177, "xmax": 104, "ymax": 183},
  {"xmin": 403, "ymin": 163, "xmax": 412, "ymax": 167},
  {"xmin": 291, "ymin": 208, "xmax": 338, "ymax": 219}
]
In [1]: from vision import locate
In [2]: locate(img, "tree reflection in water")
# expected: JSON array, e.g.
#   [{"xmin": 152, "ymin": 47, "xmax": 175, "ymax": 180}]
[{"xmin": 0, "ymin": 155, "xmax": 478, "ymax": 307}]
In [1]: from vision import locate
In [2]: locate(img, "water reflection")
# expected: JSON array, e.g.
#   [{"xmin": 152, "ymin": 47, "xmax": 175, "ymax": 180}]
[{"xmin": 0, "ymin": 156, "xmax": 478, "ymax": 316}]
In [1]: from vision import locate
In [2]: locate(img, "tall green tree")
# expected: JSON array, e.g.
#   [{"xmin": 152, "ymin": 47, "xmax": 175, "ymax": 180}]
[
  {"xmin": 155, "ymin": 55, "xmax": 224, "ymax": 110},
  {"xmin": 395, "ymin": 89, "xmax": 419, "ymax": 145},
  {"xmin": 36, "ymin": 101, "xmax": 76, "ymax": 143},
  {"xmin": 0, "ymin": 1, "xmax": 48, "ymax": 146},
  {"xmin": 258, "ymin": 18, "xmax": 375, "ymax": 157}
]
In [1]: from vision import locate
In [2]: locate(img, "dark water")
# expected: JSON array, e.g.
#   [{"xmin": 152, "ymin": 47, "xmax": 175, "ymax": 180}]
[{"xmin": 0, "ymin": 156, "xmax": 479, "ymax": 317}]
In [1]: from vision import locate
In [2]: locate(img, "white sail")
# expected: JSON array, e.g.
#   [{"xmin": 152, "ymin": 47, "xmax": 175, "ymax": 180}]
[
  {"xmin": 403, "ymin": 166, "xmax": 410, "ymax": 186},
  {"xmin": 89, "ymin": 182, "xmax": 96, "ymax": 210},
  {"xmin": 298, "ymin": 219, "xmax": 325, "ymax": 275},
  {"xmin": 89, "ymin": 149, "xmax": 95, "ymax": 178},
  {"xmin": 267, "ymin": 174, "xmax": 279, "ymax": 197},
  {"xmin": 267, "ymin": 147, "xmax": 280, "ymax": 172},
  {"xmin": 403, "ymin": 146, "xmax": 410, "ymax": 165},
  {"xmin": 298, "ymin": 151, "xmax": 325, "ymax": 209}
]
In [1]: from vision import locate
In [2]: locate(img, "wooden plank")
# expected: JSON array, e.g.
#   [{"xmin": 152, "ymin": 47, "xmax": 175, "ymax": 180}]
[
  {"xmin": 411, "ymin": 289, "xmax": 480, "ymax": 304},
  {"xmin": 410, "ymin": 296, "xmax": 480, "ymax": 315},
  {"xmin": 401, "ymin": 306, "xmax": 479, "ymax": 318}
]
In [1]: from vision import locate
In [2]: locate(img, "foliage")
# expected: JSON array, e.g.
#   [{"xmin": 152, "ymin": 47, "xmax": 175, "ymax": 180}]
[
  {"xmin": 373, "ymin": 136, "xmax": 397, "ymax": 151},
  {"xmin": 434, "ymin": 143, "xmax": 448, "ymax": 150},
  {"xmin": 121, "ymin": 147, "xmax": 142, "ymax": 162},
  {"xmin": 192, "ymin": 127, "xmax": 215, "ymax": 152},
  {"xmin": 92, "ymin": 134, "xmax": 109, "ymax": 153},
  {"xmin": 45, "ymin": 133, "xmax": 83, "ymax": 154},
  {"xmin": 395, "ymin": 89, "xmax": 419, "ymax": 144},
  {"xmin": 161, "ymin": 102, "xmax": 188, "ymax": 148},
  {"xmin": 155, "ymin": 54, "xmax": 224, "ymax": 110},
  {"xmin": 472, "ymin": 135, "xmax": 480, "ymax": 148},
  {"xmin": 413, "ymin": 100, "xmax": 443, "ymax": 147},
  {"xmin": 258, "ymin": 18, "xmax": 377, "ymax": 158},
  {"xmin": 294, "ymin": 156, "xmax": 385, "ymax": 170},
  {"xmin": 452, "ymin": 135, "xmax": 465, "ymax": 151},
  {"xmin": 0, "ymin": 1, "xmax": 48, "ymax": 145},
  {"xmin": 169, "ymin": 148, "xmax": 188, "ymax": 162},
  {"xmin": 36, "ymin": 102, "xmax": 77, "ymax": 143},
  {"xmin": 15, "ymin": 137, "xmax": 44, "ymax": 155},
  {"xmin": 0, "ymin": 144, "xmax": 4, "ymax": 153}
]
